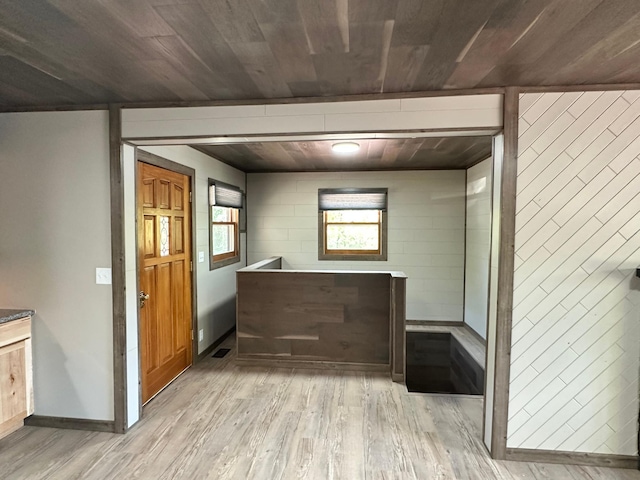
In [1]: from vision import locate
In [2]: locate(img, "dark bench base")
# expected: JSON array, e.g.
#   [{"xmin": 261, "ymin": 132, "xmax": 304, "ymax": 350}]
[{"xmin": 406, "ymin": 331, "xmax": 484, "ymax": 395}]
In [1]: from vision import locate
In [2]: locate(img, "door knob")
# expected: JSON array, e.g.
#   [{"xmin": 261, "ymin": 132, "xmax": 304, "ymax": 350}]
[{"xmin": 139, "ymin": 291, "xmax": 150, "ymax": 308}]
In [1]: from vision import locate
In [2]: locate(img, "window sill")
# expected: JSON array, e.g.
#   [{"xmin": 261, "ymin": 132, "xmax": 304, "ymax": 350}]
[
  {"xmin": 210, "ymin": 255, "xmax": 240, "ymax": 270},
  {"xmin": 318, "ymin": 253, "xmax": 387, "ymax": 261}
]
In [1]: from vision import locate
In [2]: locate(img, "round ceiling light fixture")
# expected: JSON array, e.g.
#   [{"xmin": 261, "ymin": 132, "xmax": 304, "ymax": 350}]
[{"xmin": 331, "ymin": 141, "xmax": 360, "ymax": 154}]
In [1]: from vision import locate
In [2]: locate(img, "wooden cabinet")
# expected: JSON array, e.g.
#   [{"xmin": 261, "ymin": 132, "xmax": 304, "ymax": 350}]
[{"xmin": 0, "ymin": 317, "xmax": 33, "ymax": 440}]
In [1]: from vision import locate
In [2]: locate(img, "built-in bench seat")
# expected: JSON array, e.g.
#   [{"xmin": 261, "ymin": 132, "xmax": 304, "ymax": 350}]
[
  {"xmin": 406, "ymin": 324, "xmax": 485, "ymax": 368},
  {"xmin": 405, "ymin": 323, "xmax": 485, "ymax": 395}
]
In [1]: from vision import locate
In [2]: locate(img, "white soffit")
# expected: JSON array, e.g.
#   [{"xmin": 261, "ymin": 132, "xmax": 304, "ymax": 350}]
[
  {"xmin": 122, "ymin": 94, "xmax": 503, "ymax": 140},
  {"xmin": 126, "ymin": 129, "xmax": 500, "ymax": 146}
]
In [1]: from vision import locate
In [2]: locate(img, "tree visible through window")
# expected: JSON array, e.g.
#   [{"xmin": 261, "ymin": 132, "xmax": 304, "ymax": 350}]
[
  {"xmin": 212, "ymin": 206, "xmax": 238, "ymax": 260},
  {"xmin": 318, "ymin": 188, "xmax": 387, "ymax": 261},
  {"xmin": 324, "ymin": 210, "xmax": 381, "ymax": 253},
  {"xmin": 209, "ymin": 179, "xmax": 243, "ymax": 269}
]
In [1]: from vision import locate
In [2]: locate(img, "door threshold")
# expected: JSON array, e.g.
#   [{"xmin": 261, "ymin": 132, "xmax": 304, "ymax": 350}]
[{"xmin": 142, "ymin": 365, "xmax": 191, "ymax": 406}]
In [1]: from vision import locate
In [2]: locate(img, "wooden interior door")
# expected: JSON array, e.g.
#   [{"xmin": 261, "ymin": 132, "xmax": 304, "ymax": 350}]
[{"xmin": 137, "ymin": 161, "xmax": 193, "ymax": 404}]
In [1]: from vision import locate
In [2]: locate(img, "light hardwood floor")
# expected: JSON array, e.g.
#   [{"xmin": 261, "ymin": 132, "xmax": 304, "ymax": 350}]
[{"xmin": 0, "ymin": 334, "xmax": 637, "ymax": 480}]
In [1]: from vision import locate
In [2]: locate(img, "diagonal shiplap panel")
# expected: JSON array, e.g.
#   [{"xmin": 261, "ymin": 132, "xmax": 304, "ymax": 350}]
[{"xmin": 507, "ymin": 91, "xmax": 640, "ymax": 456}]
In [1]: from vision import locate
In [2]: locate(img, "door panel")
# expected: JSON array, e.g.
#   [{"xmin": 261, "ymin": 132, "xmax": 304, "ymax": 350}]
[
  {"xmin": 141, "ymin": 179, "xmax": 154, "ymax": 207},
  {"xmin": 158, "ymin": 180, "xmax": 170, "ymax": 209},
  {"xmin": 175, "ymin": 217, "xmax": 185, "ymax": 253},
  {"xmin": 141, "ymin": 265, "xmax": 158, "ymax": 371},
  {"xmin": 137, "ymin": 161, "xmax": 192, "ymax": 404},
  {"xmin": 143, "ymin": 216, "xmax": 155, "ymax": 258},
  {"xmin": 172, "ymin": 260, "xmax": 186, "ymax": 351},
  {"xmin": 174, "ymin": 185, "xmax": 184, "ymax": 210},
  {"xmin": 157, "ymin": 262, "xmax": 172, "ymax": 363}
]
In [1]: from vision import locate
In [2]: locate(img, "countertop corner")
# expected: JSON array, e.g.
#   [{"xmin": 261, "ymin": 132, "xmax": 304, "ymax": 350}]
[{"xmin": 0, "ymin": 309, "xmax": 35, "ymax": 324}]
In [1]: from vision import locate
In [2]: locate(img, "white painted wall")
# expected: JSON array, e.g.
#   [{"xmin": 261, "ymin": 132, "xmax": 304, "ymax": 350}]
[
  {"xmin": 140, "ymin": 146, "xmax": 246, "ymax": 352},
  {"xmin": 464, "ymin": 158, "xmax": 492, "ymax": 340},
  {"xmin": 507, "ymin": 91, "xmax": 640, "ymax": 456},
  {"xmin": 247, "ymin": 171, "xmax": 466, "ymax": 321},
  {"xmin": 122, "ymin": 144, "xmax": 140, "ymax": 428},
  {"xmin": 0, "ymin": 111, "xmax": 114, "ymax": 420},
  {"xmin": 484, "ymin": 134, "xmax": 503, "ymax": 451}
]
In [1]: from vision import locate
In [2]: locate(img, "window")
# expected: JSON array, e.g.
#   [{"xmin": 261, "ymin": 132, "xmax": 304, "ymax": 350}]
[
  {"xmin": 209, "ymin": 180, "xmax": 243, "ymax": 269},
  {"xmin": 318, "ymin": 188, "xmax": 387, "ymax": 261},
  {"xmin": 212, "ymin": 206, "xmax": 238, "ymax": 259}
]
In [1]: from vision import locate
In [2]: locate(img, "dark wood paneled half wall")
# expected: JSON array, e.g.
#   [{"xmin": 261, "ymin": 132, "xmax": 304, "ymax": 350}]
[{"xmin": 236, "ymin": 259, "xmax": 406, "ymax": 378}]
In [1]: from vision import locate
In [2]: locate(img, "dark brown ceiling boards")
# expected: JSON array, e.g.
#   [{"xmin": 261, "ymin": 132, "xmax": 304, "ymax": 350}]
[
  {"xmin": 192, "ymin": 137, "xmax": 493, "ymax": 173},
  {"xmin": 1, "ymin": 1, "xmax": 640, "ymax": 108}
]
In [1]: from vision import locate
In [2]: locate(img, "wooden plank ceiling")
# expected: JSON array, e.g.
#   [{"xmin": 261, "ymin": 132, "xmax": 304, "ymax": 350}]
[
  {"xmin": 192, "ymin": 137, "xmax": 493, "ymax": 172},
  {"xmin": 1, "ymin": 1, "xmax": 640, "ymax": 108}
]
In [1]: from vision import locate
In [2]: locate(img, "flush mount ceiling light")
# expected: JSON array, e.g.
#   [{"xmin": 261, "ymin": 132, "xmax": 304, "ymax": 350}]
[{"xmin": 331, "ymin": 141, "xmax": 360, "ymax": 154}]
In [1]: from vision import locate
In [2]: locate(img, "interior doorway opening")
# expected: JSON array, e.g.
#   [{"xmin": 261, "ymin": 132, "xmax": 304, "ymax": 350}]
[{"xmin": 115, "ymin": 95, "xmax": 506, "ymax": 456}]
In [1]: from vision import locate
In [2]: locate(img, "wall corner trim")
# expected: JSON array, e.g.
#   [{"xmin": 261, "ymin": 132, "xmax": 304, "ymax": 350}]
[
  {"xmin": 490, "ymin": 87, "xmax": 519, "ymax": 459},
  {"xmin": 109, "ymin": 104, "xmax": 128, "ymax": 434}
]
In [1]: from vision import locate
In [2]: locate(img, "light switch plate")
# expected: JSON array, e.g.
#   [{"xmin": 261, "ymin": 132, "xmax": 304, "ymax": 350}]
[
  {"xmin": 198, "ymin": 251, "xmax": 205, "ymax": 263},
  {"xmin": 96, "ymin": 267, "xmax": 112, "ymax": 285},
  {"xmin": 199, "ymin": 329, "xmax": 204, "ymax": 341}
]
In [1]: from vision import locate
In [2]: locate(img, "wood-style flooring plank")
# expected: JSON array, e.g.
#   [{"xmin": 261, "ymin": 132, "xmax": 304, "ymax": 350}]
[{"xmin": 0, "ymin": 334, "xmax": 636, "ymax": 480}]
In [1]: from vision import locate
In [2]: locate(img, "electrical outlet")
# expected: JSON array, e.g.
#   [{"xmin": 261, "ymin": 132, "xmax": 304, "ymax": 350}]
[
  {"xmin": 198, "ymin": 329, "xmax": 204, "ymax": 342},
  {"xmin": 198, "ymin": 251, "xmax": 205, "ymax": 263},
  {"xmin": 96, "ymin": 268, "xmax": 112, "ymax": 285}
]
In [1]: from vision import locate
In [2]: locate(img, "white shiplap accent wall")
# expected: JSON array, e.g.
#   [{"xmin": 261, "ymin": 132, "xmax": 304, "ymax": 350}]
[
  {"xmin": 507, "ymin": 91, "xmax": 640, "ymax": 456},
  {"xmin": 464, "ymin": 157, "xmax": 492, "ymax": 340},
  {"xmin": 247, "ymin": 171, "xmax": 466, "ymax": 321}
]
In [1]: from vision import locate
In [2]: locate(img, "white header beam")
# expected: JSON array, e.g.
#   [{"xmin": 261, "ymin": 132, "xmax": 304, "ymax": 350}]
[{"xmin": 122, "ymin": 94, "xmax": 503, "ymax": 140}]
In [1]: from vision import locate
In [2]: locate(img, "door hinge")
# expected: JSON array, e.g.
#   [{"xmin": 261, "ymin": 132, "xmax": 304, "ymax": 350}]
[
  {"xmin": 191, "ymin": 330, "xmax": 194, "ymax": 341},
  {"xmin": 189, "ymin": 191, "xmax": 192, "ymax": 203},
  {"xmin": 190, "ymin": 261, "xmax": 193, "ymax": 272}
]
